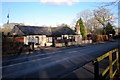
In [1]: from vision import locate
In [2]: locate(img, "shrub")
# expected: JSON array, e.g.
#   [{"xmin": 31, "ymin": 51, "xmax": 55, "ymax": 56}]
[
  {"xmin": 90, "ymin": 34, "xmax": 97, "ymax": 42},
  {"xmin": 2, "ymin": 37, "xmax": 30, "ymax": 57},
  {"xmin": 103, "ymin": 35, "xmax": 109, "ymax": 41},
  {"xmin": 90, "ymin": 34, "xmax": 109, "ymax": 42}
]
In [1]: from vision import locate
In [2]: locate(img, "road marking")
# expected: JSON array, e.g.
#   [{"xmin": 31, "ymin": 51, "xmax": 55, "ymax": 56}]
[
  {"xmin": 3, "ymin": 46, "xmax": 88, "ymax": 63},
  {"xmin": 68, "ymin": 51, "xmax": 77, "ymax": 53},
  {"xmin": 57, "ymin": 51, "xmax": 62, "ymax": 52},
  {"xmin": 2, "ymin": 49, "xmax": 88, "ymax": 68},
  {"xmin": 1, "ymin": 50, "xmax": 82, "ymax": 69},
  {"xmin": 3, "ymin": 53, "xmax": 46, "ymax": 63},
  {"xmin": 1, "ymin": 51, "xmax": 85, "ymax": 69},
  {"xmin": 3, "ymin": 51, "xmax": 62, "ymax": 63},
  {"xmin": 1, "ymin": 55, "xmax": 52, "ymax": 69}
]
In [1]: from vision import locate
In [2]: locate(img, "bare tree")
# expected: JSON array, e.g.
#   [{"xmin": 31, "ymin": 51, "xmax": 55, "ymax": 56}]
[
  {"xmin": 87, "ymin": 18, "xmax": 103, "ymax": 34},
  {"xmin": 77, "ymin": 10, "xmax": 93, "ymax": 34},
  {"xmin": 77, "ymin": 10, "xmax": 93, "ymax": 23},
  {"xmin": 94, "ymin": 7, "xmax": 115, "ymax": 34},
  {"xmin": 75, "ymin": 7, "xmax": 117, "ymax": 35}
]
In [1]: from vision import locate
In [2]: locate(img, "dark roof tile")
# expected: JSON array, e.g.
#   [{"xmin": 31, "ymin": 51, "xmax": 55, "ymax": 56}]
[{"xmin": 10, "ymin": 25, "xmax": 76, "ymax": 36}]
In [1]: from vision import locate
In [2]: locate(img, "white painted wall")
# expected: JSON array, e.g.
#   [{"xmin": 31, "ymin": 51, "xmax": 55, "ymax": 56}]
[
  {"xmin": 24, "ymin": 34, "xmax": 83, "ymax": 47},
  {"xmin": 24, "ymin": 35, "xmax": 48, "ymax": 47}
]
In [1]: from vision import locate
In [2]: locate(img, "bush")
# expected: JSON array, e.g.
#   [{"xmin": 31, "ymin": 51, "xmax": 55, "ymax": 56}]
[
  {"xmin": 90, "ymin": 34, "xmax": 109, "ymax": 42},
  {"xmin": 103, "ymin": 35, "xmax": 109, "ymax": 41},
  {"xmin": 90, "ymin": 34, "xmax": 97, "ymax": 42},
  {"xmin": 2, "ymin": 37, "xmax": 30, "ymax": 57},
  {"xmin": 96, "ymin": 35, "xmax": 103, "ymax": 42}
]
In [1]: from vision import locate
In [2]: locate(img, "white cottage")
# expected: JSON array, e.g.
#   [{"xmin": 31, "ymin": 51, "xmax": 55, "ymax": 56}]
[{"xmin": 10, "ymin": 25, "xmax": 82, "ymax": 48}]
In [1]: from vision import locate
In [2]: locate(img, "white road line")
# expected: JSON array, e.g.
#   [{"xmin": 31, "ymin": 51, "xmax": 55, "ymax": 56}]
[
  {"xmin": 3, "ymin": 46, "xmax": 87, "ymax": 63},
  {"xmin": 3, "ymin": 53, "xmax": 46, "ymax": 63},
  {"xmin": 58, "ymin": 51, "xmax": 62, "ymax": 52},
  {"xmin": 2, "ymin": 50, "xmax": 80, "ymax": 69},
  {"xmin": 3, "ymin": 51, "xmax": 59, "ymax": 63},
  {"xmin": 50, "ymin": 52, "xmax": 56, "ymax": 53},
  {"xmin": 2, "ymin": 49, "xmax": 85, "ymax": 68},
  {"xmin": 1, "ymin": 55, "xmax": 52, "ymax": 69},
  {"xmin": 68, "ymin": 51, "xmax": 77, "ymax": 53}
]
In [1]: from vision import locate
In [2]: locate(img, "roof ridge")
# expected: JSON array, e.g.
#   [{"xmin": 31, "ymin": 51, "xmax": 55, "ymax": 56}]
[{"xmin": 17, "ymin": 25, "xmax": 48, "ymax": 28}]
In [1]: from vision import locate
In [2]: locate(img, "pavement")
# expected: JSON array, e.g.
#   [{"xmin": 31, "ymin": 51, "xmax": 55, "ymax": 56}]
[{"xmin": 1, "ymin": 39, "xmax": 120, "ymax": 79}]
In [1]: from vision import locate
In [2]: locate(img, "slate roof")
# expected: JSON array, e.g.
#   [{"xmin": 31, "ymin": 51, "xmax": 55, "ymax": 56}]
[
  {"xmin": 10, "ymin": 25, "xmax": 76, "ymax": 36},
  {"xmin": 51, "ymin": 26, "xmax": 76, "ymax": 37},
  {"xmin": 17, "ymin": 25, "xmax": 51, "ymax": 35}
]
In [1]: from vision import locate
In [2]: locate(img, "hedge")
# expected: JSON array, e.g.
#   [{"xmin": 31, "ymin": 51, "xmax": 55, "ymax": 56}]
[
  {"xmin": 90, "ymin": 34, "xmax": 109, "ymax": 42},
  {"xmin": 2, "ymin": 37, "xmax": 30, "ymax": 57}
]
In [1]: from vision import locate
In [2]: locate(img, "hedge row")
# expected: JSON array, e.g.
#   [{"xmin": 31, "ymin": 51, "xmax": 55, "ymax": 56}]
[
  {"xmin": 90, "ymin": 34, "xmax": 109, "ymax": 42},
  {"xmin": 2, "ymin": 37, "xmax": 30, "ymax": 57}
]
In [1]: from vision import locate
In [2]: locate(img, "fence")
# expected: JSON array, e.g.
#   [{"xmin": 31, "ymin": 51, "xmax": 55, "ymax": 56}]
[{"xmin": 92, "ymin": 49, "xmax": 119, "ymax": 80}]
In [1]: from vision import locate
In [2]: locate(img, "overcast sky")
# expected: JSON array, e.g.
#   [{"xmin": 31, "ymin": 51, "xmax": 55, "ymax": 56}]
[{"xmin": 1, "ymin": 0, "xmax": 119, "ymax": 27}]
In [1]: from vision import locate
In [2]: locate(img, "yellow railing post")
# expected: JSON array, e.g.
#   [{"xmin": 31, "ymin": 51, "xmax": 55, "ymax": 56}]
[
  {"xmin": 116, "ymin": 49, "xmax": 119, "ymax": 71},
  {"xmin": 109, "ymin": 51, "xmax": 113, "ymax": 80}
]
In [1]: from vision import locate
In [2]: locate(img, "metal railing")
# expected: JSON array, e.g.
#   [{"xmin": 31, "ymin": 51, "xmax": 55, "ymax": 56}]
[{"xmin": 92, "ymin": 49, "xmax": 119, "ymax": 80}]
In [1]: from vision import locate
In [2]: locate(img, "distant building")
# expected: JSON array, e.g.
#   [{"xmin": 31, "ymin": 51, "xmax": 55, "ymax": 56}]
[{"xmin": 10, "ymin": 25, "xmax": 82, "ymax": 47}]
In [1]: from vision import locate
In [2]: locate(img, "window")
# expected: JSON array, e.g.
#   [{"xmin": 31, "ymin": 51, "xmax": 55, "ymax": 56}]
[
  {"xmin": 35, "ymin": 36, "xmax": 39, "ymax": 44},
  {"xmin": 57, "ymin": 37, "xmax": 62, "ymax": 40},
  {"xmin": 47, "ymin": 37, "xmax": 52, "ymax": 43},
  {"xmin": 69, "ymin": 36, "xmax": 72, "ymax": 39}
]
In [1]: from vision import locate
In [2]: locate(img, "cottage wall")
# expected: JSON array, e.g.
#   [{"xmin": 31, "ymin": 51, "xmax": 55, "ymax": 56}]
[
  {"xmin": 55, "ymin": 35, "xmax": 82, "ymax": 47},
  {"xmin": 23, "ymin": 34, "xmax": 83, "ymax": 47},
  {"xmin": 24, "ymin": 35, "xmax": 49, "ymax": 48},
  {"xmin": 46, "ymin": 37, "xmax": 53, "ymax": 46},
  {"xmin": 62, "ymin": 35, "xmax": 82, "ymax": 45}
]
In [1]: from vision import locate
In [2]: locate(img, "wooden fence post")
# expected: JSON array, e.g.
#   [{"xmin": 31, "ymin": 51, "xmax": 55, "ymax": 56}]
[
  {"xmin": 109, "ymin": 51, "xmax": 113, "ymax": 80},
  {"xmin": 116, "ymin": 49, "xmax": 119, "ymax": 71}
]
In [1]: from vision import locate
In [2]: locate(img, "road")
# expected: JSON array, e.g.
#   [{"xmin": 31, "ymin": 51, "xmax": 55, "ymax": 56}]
[{"xmin": 2, "ymin": 40, "xmax": 120, "ymax": 79}]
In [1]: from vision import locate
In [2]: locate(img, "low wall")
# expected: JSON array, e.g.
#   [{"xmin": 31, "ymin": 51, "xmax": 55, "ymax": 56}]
[
  {"xmin": 52, "ymin": 39, "xmax": 93, "ymax": 47},
  {"xmin": 46, "ymin": 43, "xmax": 52, "ymax": 47},
  {"xmin": 55, "ymin": 43, "xmax": 65, "ymax": 47},
  {"xmin": 81, "ymin": 40, "xmax": 92, "ymax": 44}
]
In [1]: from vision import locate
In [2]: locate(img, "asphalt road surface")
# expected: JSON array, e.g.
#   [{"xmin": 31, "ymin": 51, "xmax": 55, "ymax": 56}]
[{"xmin": 2, "ymin": 40, "xmax": 120, "ymax": 79}]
